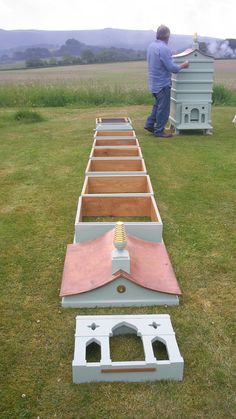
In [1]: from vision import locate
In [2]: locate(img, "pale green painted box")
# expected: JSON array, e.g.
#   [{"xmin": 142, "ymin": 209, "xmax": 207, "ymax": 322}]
[{"xmin": 170, "ymin": 40, "xmax": 214, "ymax": 134}]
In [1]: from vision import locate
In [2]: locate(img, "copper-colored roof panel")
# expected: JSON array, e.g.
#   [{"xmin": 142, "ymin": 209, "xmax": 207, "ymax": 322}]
[{"xmin": 60, "ymin": 230, "xmax": 181, "ymax": 297}]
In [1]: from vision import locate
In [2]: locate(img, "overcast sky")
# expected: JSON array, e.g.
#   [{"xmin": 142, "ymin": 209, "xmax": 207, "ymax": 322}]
[{"xmin": 0, "ymin": 0, "xmax": 235, "ymax": 39}]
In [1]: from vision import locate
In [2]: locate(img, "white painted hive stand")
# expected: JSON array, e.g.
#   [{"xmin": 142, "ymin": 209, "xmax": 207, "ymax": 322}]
[{"xmin": 72, "ymin": 314, "xmax": 184, "ymax": 383}]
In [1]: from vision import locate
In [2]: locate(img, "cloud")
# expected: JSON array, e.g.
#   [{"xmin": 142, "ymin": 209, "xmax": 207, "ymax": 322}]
[{"xmin": 0, "ymin": 0, "xmax": 235, "ymax": 38}]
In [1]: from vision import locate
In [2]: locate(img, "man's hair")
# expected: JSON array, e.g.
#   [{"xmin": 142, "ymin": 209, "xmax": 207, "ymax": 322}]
[{"xmin": 156, "ymin": 25, "xmax": 170, "ymax": 41}]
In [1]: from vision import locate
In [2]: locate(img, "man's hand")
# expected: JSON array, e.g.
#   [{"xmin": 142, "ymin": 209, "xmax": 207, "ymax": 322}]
[{"xmin": 180, "ymin": 60, "xmax": 189, "ymax": 69}]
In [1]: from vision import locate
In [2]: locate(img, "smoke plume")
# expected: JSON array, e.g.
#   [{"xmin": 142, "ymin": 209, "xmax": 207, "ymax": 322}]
[{"xmin": 207, "ymin": 40, "xmax": 236, "ymax": 58}]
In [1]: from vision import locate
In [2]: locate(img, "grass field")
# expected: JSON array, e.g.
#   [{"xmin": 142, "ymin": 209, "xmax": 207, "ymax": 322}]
[
  {"xmin": 0, "ymin": 60, "xmax": 235, "ymax": 89},
  {"xmin": 0, "ymin": 60, "xmax": 235, "ymax": 108},
  {"xmin": 0, "ymin": 105, "xmax": 235, "ymax": 418},
  {"xmin": 0, "ymin": 61, "xmax": 148, "ymax": 88}
]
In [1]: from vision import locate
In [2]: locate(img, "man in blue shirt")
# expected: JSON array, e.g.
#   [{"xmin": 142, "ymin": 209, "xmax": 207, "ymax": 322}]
[{"xmin": 145, "ymin": 25, "xmax": 189, "ymax": 137}]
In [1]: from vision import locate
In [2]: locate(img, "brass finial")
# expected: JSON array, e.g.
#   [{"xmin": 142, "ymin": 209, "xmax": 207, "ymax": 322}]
[
  {"xmin": 193, "ymin": 32, "xmax": 199, "ymax": 49},
  {"xmin": 113, "ymin": 221, "xmax": 127, "ymax": 251}
]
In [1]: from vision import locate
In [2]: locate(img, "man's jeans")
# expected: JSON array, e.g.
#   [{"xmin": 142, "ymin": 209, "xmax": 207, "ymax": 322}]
[{"xmin": 145, "ymin": 86, "xmax": 171, "ymax": 135}]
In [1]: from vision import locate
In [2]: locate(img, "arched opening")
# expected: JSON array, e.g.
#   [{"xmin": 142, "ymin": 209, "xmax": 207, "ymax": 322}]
[
  {"xmin": 86, "ymin": 339, "xmax": 101, "ymax": 363},
  {"xmin": 112, "ymin": 321, "xmax": 138, "ymax": 336},
  {"xmin": 190, "ymin": 108, "xmax": 199, "ymax": 122},
  {"xmin": 110, "ymin": 322, "xmax": 144, "ymax": 361},
  {"xmin": 152, "ymin": 338, "xmax": 169, "ymax": 360}
]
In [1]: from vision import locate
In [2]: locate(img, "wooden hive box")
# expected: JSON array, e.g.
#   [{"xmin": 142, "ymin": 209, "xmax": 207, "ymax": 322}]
[
  {"xmin": 81, "ymin": 175, "xmax": 154, "ymax": 196},
  {"xmin": 94, "ymin": 130, "xmax": 136, "ymax": 140},
  {"xmin": 93, "ymin": 138, "xmax": 140, "ymax": 147},
  {"xmin": 74, "ymin": 195, "xmax": 163, "ymax": 243},
  {"xmin": 95, "ymin": 117, "xmax": 133, "ymax": 131},
  {"xmin": 90, "ymin": 146, "xmax": 142, "ymax": 158},
  {"xmin": 85, "ymin": 158, "xmax": 147, "ymax": 176}
]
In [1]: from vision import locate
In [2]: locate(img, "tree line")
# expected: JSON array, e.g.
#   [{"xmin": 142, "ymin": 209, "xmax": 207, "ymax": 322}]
[
  {"xmin": 1, "ymin": 37, "xmax": 235, "ymax": 67},
  {"xmin": 0, "ymin": 38, "xmax": 146, "ymax": 68}
]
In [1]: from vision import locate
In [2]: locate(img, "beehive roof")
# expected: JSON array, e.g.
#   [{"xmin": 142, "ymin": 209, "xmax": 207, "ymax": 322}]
[
  {"xmin": 173, "ymin": 47, "xmax": 213, "ymax": 59},
  {"xmin": 60, "ymin": 230, "xmax": 181, "ymax": 297}
]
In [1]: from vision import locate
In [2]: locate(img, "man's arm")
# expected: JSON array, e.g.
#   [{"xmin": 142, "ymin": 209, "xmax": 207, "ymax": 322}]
[{"xmin": 160, "ymin": 47, "xmax": 189, "ymax": 73}]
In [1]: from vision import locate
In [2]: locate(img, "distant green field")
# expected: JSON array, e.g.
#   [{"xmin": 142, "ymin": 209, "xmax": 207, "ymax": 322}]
[
  {"xmin": 0, "ymin": 60, "xmax": 26, "ymax": 70},
  {"xmin": 0, "ymin": 61, "xmax": 147, "ymax": 88},
  {"xmin": 0, "ymin": 60, "xmax": 235, "ymax": 89},
  {"xmin": 0, "ymin": 60, "xmax": 235, "ymax": 108},
  {"xmin": 213, "ymin": 60, "xmax": 236, "ymax": 88}
]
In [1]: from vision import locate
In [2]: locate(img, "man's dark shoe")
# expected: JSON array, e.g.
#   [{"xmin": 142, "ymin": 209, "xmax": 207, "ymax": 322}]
[
  {"xmin": 154, "ymin": 132, "xmax": 173, "ymax": 138},
  {"xmin": 144, "ymin": 126, "xmax": 154, "ymax": 133}
]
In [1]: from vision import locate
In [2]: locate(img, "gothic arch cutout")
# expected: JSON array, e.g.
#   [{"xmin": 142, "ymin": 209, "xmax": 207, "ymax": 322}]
[
  {"xmin": 111, "ymin": 321, "xmax": 138, "ymax": 336},
  {"xmin": 86, "ymin": 338, "xmax": 101, "ymax": 363},
  {"xmin": 152, "ymin": 337, "xmax": 169, "ymax": 360}
]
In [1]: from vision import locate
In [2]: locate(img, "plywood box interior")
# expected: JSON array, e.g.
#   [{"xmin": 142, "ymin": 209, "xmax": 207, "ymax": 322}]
[
  {"xmin": 77, "ymin": 195, "xmax": 160, "ymax": 221},
  {"xmin": 86, "ymin": 159, "xmax": 146, "ymax": 173},
  {"xmin": 91, "ymin": 147, "xmax": 142, "ymax": 158},
  {"xmin": 94, "ymin": 130, "xmax": 136, "ymax": 138},
  {"xmin": 75, "ymin": 195, "xmax": 163, "ymax": 242},
  {"xmin": 96, "ymin": 117, "xmax": 132, "ymax": 123},
  {"xmin": 82, "ymin": 175, "xmax": 153, "ymax": 195},
  {"xmin": 94, "ymin": 138, "xmax": 139, "ymax": 147}
]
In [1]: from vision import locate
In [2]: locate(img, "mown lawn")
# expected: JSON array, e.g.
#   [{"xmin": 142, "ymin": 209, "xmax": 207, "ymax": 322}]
[{"xmin": 0, "ymin": 106, "xmax": 235, "ymax": 418}]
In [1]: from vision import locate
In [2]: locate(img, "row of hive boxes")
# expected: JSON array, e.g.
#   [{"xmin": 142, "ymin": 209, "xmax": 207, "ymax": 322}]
[
  {"xmin": 88, "ymin": 123, "xmax": 146, "ymax": 177},
  {"xmin": 74, "ymin": 120, "xmax": 163, "ymax": 244}
]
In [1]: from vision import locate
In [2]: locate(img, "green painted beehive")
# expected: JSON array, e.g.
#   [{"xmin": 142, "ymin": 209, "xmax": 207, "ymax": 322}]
[{"xmin": 170, "ymin": 35, "xmax": 214, "ymax": 134}]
